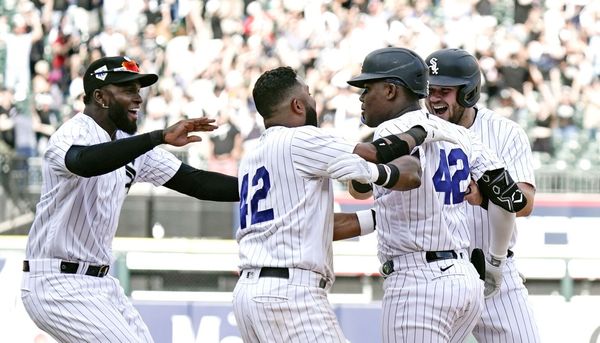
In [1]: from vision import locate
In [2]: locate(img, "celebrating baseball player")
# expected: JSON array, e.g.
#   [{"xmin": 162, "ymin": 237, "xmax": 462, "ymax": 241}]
[
  {"xmin": 20, "ymin": 56, "xmax": 239, "ymax": 342},
  {"xmin": 232, "ymin": 66, "xmax": 459, "ymax": 342},
  {"xmin": 327, "ymin": 47, "xmax": 527, "ymax": 342},
  {"xmin": 425, "ymin": 48, "xmax": 540, "ymax": 342}
]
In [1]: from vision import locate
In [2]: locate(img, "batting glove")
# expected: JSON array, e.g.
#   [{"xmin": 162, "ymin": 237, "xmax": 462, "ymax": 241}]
[
  {"xmin": 416, "ymin": 117, "xmax": 458, "ymax": 145},
  {"xmin": 484, "ymin": 252, "xmax": 507, "ymax": 298},
  {"xmin": 327, "ymin": 154, "xmax": 379, "ymax": 184}
]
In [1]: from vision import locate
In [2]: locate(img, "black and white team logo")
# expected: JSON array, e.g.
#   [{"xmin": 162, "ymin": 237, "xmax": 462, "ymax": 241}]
[
  {"xmin": 429, "ymin": 58, "xmax": 439, "ymax": 75},
  {"xmin": 125, "ymin": 162, "xmax": 136, "ymax": 192}
]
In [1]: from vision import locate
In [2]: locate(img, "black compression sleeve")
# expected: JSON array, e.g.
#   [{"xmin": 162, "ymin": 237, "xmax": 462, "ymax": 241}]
[
  {"xmin": 163, "ymin": 163, "xmax": 240, "ymax": 202},
  {"xmin": 404, "ymin": 125, "xmax": 427, "ymax": 146},
  {"xmin": 65, "ymin": 130, "xmax": 164, "ymax": 177}
]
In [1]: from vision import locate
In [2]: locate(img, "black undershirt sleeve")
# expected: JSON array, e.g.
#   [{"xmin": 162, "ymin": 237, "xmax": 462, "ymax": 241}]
[
  {"xmin": 163, "ymin": 163, "xmax": 240, "ymax": 202},
  {"xmin": 65, "ymin": 130, "xmax": 164, "ymax": 177}
]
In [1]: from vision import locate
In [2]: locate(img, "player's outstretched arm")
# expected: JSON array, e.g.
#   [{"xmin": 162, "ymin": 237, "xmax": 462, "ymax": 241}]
[
  {"xmin": 163, "ymin": 163, "xmax": 239, "ymax": 202},
  {"xmin": 352, "ymin": 118, "xmax": 457, "ymax": 164},
  {"xmin": 163, "ymin": 117, "xmax": 218, "ymax": 146},
  {"xmin": 327, "ymin": 153, "xmax": 421, "ymax": 191},
  {"xmin": 65, "ymin": 118, "xmax": 218, "ymax": 177},
  {"xmin": 333, "ymin": 209, "xmax": 375, "ymax": 241}
]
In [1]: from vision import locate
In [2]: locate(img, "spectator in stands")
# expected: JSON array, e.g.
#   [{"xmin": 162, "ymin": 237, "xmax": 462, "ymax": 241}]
[
  {"xmin": 0, "ymin": 0, "xmax": 598, "ymax": 177},
  {"xmin": 1, "ymin": 5, "xmax": 43, "ymax": 101}
]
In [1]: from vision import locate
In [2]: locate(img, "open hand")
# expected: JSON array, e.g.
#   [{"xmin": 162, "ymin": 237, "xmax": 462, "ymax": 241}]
[{"xmin": 164, "ymin": 117, "xmax": 217, "ymax": 146}]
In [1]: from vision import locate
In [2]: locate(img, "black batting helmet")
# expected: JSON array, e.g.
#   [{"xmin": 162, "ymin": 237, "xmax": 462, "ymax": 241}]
[
  {"xmin": 348, "ymin": 47, "xmax": 429, "ymax": 99},
  {"xmin": 425, "ymin": 48, "xmax": 481, "ymax": 108}
]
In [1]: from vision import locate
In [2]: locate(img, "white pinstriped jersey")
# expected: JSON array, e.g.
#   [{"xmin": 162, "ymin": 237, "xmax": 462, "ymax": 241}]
[
  {"xmin": 25, "ymin": 112, "xmax": 181, "ymax": 265},
  {"xmin": 373, "ymin": 110, "xmax": 504, "ymax": 263},
  {"xmin": 236, "ymin": 125, "xmax": 356, "ymax": 281},
  {"xmin": 466, "ymin": 108, "xmax": 536, "ymax": 252}
]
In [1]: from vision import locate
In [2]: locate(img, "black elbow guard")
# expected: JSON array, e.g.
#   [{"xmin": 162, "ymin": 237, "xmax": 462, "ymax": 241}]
[
  {"xmin": 371, "ymin": 135, "xmax": 409, "ymax": 163},
  {"xmin": 477, "ymin": 168, "xmax": 527, "ymax": 213}
]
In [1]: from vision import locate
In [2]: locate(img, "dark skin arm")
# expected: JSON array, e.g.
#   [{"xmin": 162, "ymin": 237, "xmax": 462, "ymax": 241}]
[
  {"xmin": 352, "ymin": 132, "xmax": 418, "ymax": 163},
  {"xmin": 333, "ymin": 212, "xmax": 362, "ymax": 241},
  {"xmin": 351, "ymin": 135, "xmax": 422, "ymax": 191}
]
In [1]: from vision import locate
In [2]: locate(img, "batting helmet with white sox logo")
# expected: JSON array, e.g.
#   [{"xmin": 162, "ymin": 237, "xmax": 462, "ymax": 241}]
[{"xmin": 425, "ymin": 48, "xmax": 482, "ymax": 108}]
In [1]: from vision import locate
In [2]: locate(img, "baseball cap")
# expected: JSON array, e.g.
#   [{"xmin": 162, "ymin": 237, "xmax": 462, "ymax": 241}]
[{"xmin": 83, "ymin": 56, "xmax": 158, "ymax": 96}]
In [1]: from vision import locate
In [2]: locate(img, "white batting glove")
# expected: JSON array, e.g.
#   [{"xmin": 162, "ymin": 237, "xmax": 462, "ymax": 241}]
[
  {"xmin": 484, "ymin": 253, "xmax": 507, "ymax": 298},
  {"xmin": 327, "ymin": 154, "xmax": 379, "ymax": 184},
  {"xmin": 416, "ymin": 117, "xmax": 458, "ymax": 145}
]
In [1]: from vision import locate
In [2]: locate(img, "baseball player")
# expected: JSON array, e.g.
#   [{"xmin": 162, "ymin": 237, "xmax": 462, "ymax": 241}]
[
  {"xmin": 327, "ymin": 47, "xmax": 527, "ymax": 343},
  {"xmin": 425, "ymin": 48, "xmax": 541, "ymax": 342},
  {"xmin": 20, "ymin": 56, "xmax": 239, "ymax": 343},
  {"xmin": 233, "ymin": 66, "xmax": 459, "ymax": 342}
]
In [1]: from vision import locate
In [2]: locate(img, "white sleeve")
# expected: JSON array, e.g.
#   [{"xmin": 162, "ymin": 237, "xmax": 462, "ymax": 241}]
[
  {"xmin": 45, "ymin": 123, "xmax": 94, "ymax": 177},
  {"xmin": 487, "ymin": 202, "xmax": 515, "ymax": 257},
  {"xmin": 136, "ymin": 147, "xmax": 183, "ymax": 186},
  {"xmin": 501, "ymin": 125, "xmax": 536, "ymax": 188},
  {"xmin": 468, "ymin": 131, "xmax": 505, "ymax": 181},
  {"xmin": 291, "ymin": 126, "xmax": 356, "ymax": 178}
]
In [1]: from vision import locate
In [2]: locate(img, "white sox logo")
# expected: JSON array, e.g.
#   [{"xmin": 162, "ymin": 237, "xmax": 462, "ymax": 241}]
[
  {"xmin": 125, "ymin": 161, "xmax": 136, "ymax": 192},
  {"xmin": 429, "ymin": 58, "xmax": 439, "ymax": 75}
]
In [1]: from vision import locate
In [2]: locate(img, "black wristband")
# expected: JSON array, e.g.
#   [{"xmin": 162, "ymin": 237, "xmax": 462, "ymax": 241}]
[
  {"xmin": 149, "ymin": 130, "xmax": 165, "ymax": 146},
  {"xmin": 382, "ymin": 163, "xmax": 400, "ymax": 189},
  {"xmin": 352, "ymin": 180, "xmax": 373, "ymax": 193},
  {"xmin": 372, "ymin": 135, "xmax": 410, "ymax": 163},
  {"xmin": 374, "ymin": 164, "xmax": 388, "ymax": 185},
  {"xmin": 405, "ymin": 125, "xmax": 427, "ymax": 145}
]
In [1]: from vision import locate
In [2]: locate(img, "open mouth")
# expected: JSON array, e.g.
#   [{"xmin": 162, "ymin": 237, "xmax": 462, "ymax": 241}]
[
  {"xmin": 432, "ymin": 105, "xmax": 448, "ymax": 116},
  {"xmin": 128, "ymin": 108, "xmax": 139, "ymax": 120}
]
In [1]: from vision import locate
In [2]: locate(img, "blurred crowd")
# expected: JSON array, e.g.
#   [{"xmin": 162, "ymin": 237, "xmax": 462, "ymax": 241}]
[{"xmin": 0, "ymin": 0, "xmax": 599, "ymax": 176}]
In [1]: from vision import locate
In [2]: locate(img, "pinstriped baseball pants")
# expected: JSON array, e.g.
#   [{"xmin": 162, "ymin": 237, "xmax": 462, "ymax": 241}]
[
  {"xmin": 21, "ymin": 259, "xmax": 153, "ymax": 343},
  {"xmin": 233, "ymin": 268, "xmax": 345, "ymax": 343},
  {"xmin": 472, "ymin": 258, "xmax": 541, "ymax": 343},
  {"xmin": 381, "ymin": 253, "xmax": 484, "ymax": 343}
]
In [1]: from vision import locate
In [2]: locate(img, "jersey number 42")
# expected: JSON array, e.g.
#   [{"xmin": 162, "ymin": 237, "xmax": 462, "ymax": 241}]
[
  {"xmin": 239, "ymin": 166, "xmax": 274, "ymax": 229},
  {"xmin": 433, "ymin": 148, "xmax": 470, "ymax": 205}
]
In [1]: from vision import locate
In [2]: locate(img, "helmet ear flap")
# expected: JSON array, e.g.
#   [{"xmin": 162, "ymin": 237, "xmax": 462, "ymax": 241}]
[
  {"xmin": 457, "ymin": 71, "xmax": 481, "ymax": 107},
  {"xmin": 458, "ymin": 83, "xmax": 480, "ymax": 107}
]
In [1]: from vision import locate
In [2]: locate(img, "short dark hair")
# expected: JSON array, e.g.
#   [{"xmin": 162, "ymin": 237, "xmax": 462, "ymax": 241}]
[{"xmin": 252, "ymin": 67, "xmax": 299, "ymax": 119}]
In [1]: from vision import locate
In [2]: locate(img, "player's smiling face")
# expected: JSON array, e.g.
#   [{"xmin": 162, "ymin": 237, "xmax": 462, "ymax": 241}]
[
  {"xmin": 426, "ymin": 85, "xmax": 466, "ymax": 124},
  {"xmin": 104, "ymin": 81, "xmax": 143, "ymax": 134}
]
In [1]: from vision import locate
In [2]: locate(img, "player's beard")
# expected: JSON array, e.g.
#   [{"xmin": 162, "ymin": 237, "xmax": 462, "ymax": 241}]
[
  {"xmin": 304, "ymin": 104, "xmax": 318, "ymax": 127},
  {"xmin": 447, "ymin": 103, "xmax": 466, "ymax": 125},
  {"xmin": 108, "ymin": 101, "xmax": 137, "ymax": 134}
]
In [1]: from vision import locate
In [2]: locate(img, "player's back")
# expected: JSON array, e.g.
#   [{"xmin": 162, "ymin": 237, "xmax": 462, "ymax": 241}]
[
  {"xmin": 466, "ymin": 107, "xmax": 536, "ymax": 252},
  {"xmin": 373, "ymin": 110, "xmax": 502, "ymax": 262},
  {"xmin": 236, "ymin": 125, "xmax": 355, "ymax": 279}
]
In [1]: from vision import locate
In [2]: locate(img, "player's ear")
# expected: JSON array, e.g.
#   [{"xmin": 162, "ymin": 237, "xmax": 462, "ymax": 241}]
[
  {"xmin": 386, "ymin": 83, "xmax": 399, "ymax": 100},
  {"xmin": 93, "ymin": 88, "xmax": 106, "ymax": 107},
  {"xmin": 291, "ymin": 97, "xmax": 305, "ymax": 115}
]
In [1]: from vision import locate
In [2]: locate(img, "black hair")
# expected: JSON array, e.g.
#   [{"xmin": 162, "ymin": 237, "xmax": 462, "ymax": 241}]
[
  {"xmin": 252, "ymin": 66, "xmax": 299, "ymax": 119},
  {"xmin": 83, "ymin": 93, "xmax": 92, "ymax": 104}
]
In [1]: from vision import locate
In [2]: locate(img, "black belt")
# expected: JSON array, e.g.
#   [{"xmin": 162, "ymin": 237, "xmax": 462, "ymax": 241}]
[
  {"xmin": 380, "ymin": 250, "xmax": 460, "ymax": 277},
  {"xmin": 425, "ymin": 250, "xmax": 458, "ymax": 262},
  {"xmin": 259, "ymin": 267, "xmax": 289, "ymax": 278},
  {"xmin": 22, "ymin": 260, "xmax": 110, "ymax": 278},
  {"xmin": 247, "ymin": 267, "xmax": 327, "ymax": 289}
]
